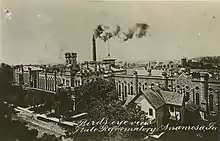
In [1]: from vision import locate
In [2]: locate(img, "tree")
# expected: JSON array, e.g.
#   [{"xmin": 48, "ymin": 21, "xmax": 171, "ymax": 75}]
[
  {"xmin": 72, "ymin": 79, "xmax": 149, "ymax": 140},
  {"xmin": 0, "ymin": 63, "xmax": 14, "ymax": 139},
  {"xmin": 0, "ymin": 63, "xmax": 40, "ymax": 140},
  {"xmin": 54, "ymin": 87, "xmax": 74, "ymax": 118},
  {"xmin": 75, "ymin": 79, "xmax": 142, "ymax": 121}
]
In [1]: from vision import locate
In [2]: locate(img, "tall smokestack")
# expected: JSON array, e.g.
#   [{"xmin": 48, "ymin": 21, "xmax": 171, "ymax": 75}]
[{"xmin": 92, "ymin": 35, "xmax": 97, "ymax": 62}]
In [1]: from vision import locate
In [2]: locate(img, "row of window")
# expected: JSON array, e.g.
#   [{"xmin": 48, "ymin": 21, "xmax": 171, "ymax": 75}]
[
  {"xmin": 38, "ymin": 78, "xmax": 55, "ymax": 91},
  {"xmin": 116, "ymin": 83, "xmax": 134, "ymax": 100},
  {"xmin": 75, "ymin": 80, "xmax": 81, "ymax": 87}
]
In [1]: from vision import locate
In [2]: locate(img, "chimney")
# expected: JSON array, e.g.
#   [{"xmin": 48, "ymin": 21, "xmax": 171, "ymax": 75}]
[{"xmin": 92, "ymin": 35, "xmax": 97, "ymax": 62}]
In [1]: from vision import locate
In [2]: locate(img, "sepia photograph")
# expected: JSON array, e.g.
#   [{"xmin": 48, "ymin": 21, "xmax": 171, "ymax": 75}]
[{"xmin": 0, "ymin": 0, "xmax": 219, "ymax": 140}]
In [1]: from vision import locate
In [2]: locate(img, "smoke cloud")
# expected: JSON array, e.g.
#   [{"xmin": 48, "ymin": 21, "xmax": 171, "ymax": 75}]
[
  {"xmin": 94, "ymin": 24, "xmax": 120, "ymax": 42},
  {"xmin": 93, "ymin": 23, "xmax": 150, "ymax": 42},
  {"xmin": 123, "ymin": 23, "xmax": 150, "ymax": 41}
]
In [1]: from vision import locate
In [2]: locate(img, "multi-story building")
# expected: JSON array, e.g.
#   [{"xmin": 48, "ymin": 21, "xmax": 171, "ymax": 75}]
[{"xmin": 113, "ymin": 63, "xmax": 220, "ymax": 122}]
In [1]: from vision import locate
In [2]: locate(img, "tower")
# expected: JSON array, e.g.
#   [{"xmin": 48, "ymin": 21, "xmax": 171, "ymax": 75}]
[
  {"xmin": 181, "ymin": 58, "xmax": 187, "ymax": 68},
  {"xmin": 65, "ymin": 52, "xmax": 77, "ymax": 66},
  {"xmin": 92, "ymin": 35, "xmax": 97, "ymax": 62}
]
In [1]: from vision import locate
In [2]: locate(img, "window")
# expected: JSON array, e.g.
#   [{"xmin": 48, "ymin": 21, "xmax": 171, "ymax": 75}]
[
  {"xmin": 149, "ymin": 108, "xmax": 153, "ymax": 116},
  {"xmin": 122, "ymin": 83, "xmax": 124, "ymax": 100},
  {"xmin": 131, "ymin": 86, "xmax": 133, "ymax": 95},
  {"xmin": 128, "ymin": 83, "xmax": 130, "ymax": 94},
  {"xmin": 75, "ymin": 80, "xmax": 78, "ymax": 86},
  {"xmin": 209, "ymin": 94, "xmax": 214, "ymax": 111},
  {"xmin": 170, "ymin": 106, "xmax": 174, "ymax": 112},
  {"xmin": 185, "ymin": 92, "xmax": 190, "ymax": 101},
  {"xmin": 66, "ymin": 80, "xmax": 70, "ymax": 86},
  {"xmin": 196, "ymin": 93, "xmax": 200, "ymax": 105},
  {"xmin": 124, "ymin": 85, "xmax": 127, "ymax": 98},
  {"xmin": 119, "ymin": 85, "xmax": 121, "ymax": 95},
  {"xmin": 139, "ymin": 87, "xmax": 142, "ymax": 94}
]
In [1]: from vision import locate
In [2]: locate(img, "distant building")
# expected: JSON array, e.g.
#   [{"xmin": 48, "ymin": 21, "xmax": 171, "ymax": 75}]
[{"xmin": 113, "ymin": 69, "xmax": 220, "ymax": 120}]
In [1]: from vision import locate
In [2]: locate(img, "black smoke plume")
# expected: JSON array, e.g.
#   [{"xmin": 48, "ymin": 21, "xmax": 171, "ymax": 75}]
[
  {"xmin": 94, "ymin": 24, "xmax": 121, "ymax": 42},
  {"xmin": 123, "ymin": 23, "xmax": 150, "ymax": 41},
  {"xmin": 93, "ymin": 23, "xmax": 150, "ymax": 42}
]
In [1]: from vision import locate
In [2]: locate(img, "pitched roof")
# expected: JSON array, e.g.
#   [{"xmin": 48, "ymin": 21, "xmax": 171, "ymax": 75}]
[
  {"xmin": 160, "ymin": 91, "xmax": 184, "ymax": 106},
  {"xmin": 128, "ymin": 88, "xmax": 185, "ymax": 109},
  {"xmin": 142, "ymin": 89, "xmax": 165, "ymax": 109},
  {"xmin": 131, "ymin": 89, "xmax": 165, "ymax": 109}
]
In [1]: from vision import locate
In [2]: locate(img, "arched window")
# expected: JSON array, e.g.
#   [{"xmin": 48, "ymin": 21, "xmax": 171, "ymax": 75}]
[
  {"xmin": 48, "ymin": 78, "xmax": 50, "ymax": 90},
  {"xmin": 128, "ymin": 83, "xmax": 130, "ymax": 94},
  {"xmin": 38, "ymin": 78, "xmax": 40, "ymax": 88},
  {"xmin": 196, "ymin": 93, "xmax": 200, "ymax": 105},
  {"xmin": 75, "ymin": 80, "xmax": 78, "ymax": 87},
  {"xmin": 139, "ymin": 87, "xmax": 142, "ymax": 94},
  {"xmin": 42, "ymin": 79, "xmax": 45, "ymax": 89},
  {"xmin": 119, "ymin": 84, "xmax": 121, "ymax": 96},
  {"xmin": 185, "ymin": 92, "xmax": 190, "ymax": 101},
  {"xmin": 122, "ymin": 83, "xmax": 124, "ymax": 100},
  {"xmin": 131, "ymin": 86, "xmax": 133, "ymax": 95},
  {"xmin": 209, "ymin": 94, "xmax": 214, "ymax": 111},
  {"xmin": 51, "ymin": 79, "xmax": 54, "ymax": 91},
  {"xmin": 124, "ymin": 85, "xmax": 127, "ymax": 98}
]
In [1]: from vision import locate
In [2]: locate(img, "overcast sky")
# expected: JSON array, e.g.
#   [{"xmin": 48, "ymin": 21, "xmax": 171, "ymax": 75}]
[{"xmin": 1, "ymin": 0, "xmax": 220, "ymax": 65}]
